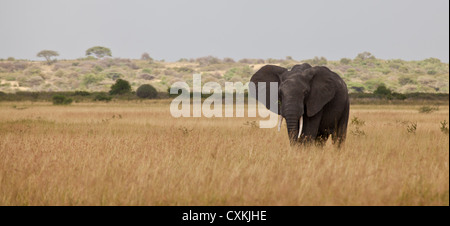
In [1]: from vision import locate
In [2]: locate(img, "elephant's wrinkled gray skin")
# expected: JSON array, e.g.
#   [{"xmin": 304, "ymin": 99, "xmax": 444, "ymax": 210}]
[{"xmin": 250, "ymin": 63, "xmax": 350, "ymax": 147}]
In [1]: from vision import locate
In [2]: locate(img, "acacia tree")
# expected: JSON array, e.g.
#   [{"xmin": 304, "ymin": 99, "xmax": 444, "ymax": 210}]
[
  {"xmin": 37, "ymin": 50, "xmax": 59, "ymax": 64},
  {"xmin": 141, "ymin": 52, "xmax": 152, "ymax": 61},
  {"xmin": 85, "ymin": 46, "xmax": 112, "ymax": 58}
]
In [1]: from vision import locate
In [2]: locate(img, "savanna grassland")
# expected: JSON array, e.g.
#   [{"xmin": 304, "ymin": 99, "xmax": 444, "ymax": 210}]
[
  {"xmin": 0, "ymin": 53, "xmax": 448, "ymax": 94},
  {"xmin": 0, "ymin": 101, "xmax": 448, "ymax": 205}
]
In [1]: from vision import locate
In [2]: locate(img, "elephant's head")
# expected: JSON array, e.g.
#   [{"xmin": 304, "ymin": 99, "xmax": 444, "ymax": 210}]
[{"xmin": 250, "ymin": 64, "xmax": 337, "ymax": 145}]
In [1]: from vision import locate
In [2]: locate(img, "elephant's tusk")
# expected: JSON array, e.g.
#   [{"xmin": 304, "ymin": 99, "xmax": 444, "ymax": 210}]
[
  {"xmin": 277, "ymin": 115, "xmax": 283, "ymax": 132},
  {"xmin": 298, "ymin": 116, "xmax": 303, "ymax": 139}
]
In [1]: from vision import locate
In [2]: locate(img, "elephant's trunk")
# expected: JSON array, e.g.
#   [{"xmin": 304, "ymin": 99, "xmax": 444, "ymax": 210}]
[{"xmin": 285, "ymin": 114, "xmax": 300, "ymax": 145}]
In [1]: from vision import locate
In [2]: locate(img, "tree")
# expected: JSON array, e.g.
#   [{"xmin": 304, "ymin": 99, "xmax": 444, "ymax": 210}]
[
  {"xmin": 141, "ymin": 52, "xmax": 153, "ymax": 61},
  {"xmin": 373, "ymin": 83, "xmax": 392, "ymax": 96},
  {"xmin": 37, "ymin": 50, "xmax": 59, "ymax": 64},
  {"xmin": 355, "ymin": 52, "xmax": 376, "ymax": 61},
  {"xmin": 136, "ymin": 84, "xmax": 158, "ymax": 99},
  {"xmin": 109, "ymin": 79, "xmax": 131, "ymax": 95},
  {"xmin": 85, "ymin": 46, "xmax": 112, "ymax": 58}
]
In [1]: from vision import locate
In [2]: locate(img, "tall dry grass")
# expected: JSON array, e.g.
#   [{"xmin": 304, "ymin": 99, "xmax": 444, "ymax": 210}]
[{"xmin": 0, "ymin": 101, "xmax": 448, "ymax": 205}]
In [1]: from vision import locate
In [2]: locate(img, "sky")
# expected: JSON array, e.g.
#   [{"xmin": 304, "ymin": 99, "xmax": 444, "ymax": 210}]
[{"xmin": 0, "ymin": 0, "xmax": 448, "ymax": 62}]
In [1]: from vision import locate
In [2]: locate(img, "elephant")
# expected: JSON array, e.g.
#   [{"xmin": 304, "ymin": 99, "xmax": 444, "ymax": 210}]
[{"xmin": 249, "ymin": 63, "xmax": 350, "ymax": 147}]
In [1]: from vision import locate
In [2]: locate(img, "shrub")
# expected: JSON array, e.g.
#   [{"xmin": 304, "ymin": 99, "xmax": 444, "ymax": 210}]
[
  {"xmin": 418, "ymin": 105, "xmax": 439, "ymax": 114},
  {"xmin": 223, "ymin": 58, "xmax": 235, "ymax": 63},
  {"xmin": 26, "ymin": 75, "xmax": 44, "ymax": 87},
  {"xmin": 141, "ymin": 52, "xmax": 153, "ymax": 61},
  {"xmin": 52, "ymin": 95, "xmax": 73, "ymax": 105},
  {"xmin": 347, "ymin": 82, "xmax": 365, "ymax": 93},
  {"xmin": 440, "ymin": 120, "xmax": 449, "ymax": 134},
  {"xmin": 355, "ymin": 52, "xmax": 376, "ymax": 62},
  {"xmin": 142, "ymin": 68, "xmax": 152, "ymax": 74},
  {"xmin": 345, "ymin": 68, "xmax": 357, "ymax": 77},
  {"xmin": 174, "ymin": 67, "xmax": 194, "ymax": 73},
  {"xmin": 398, "ymin": 76, "xmax": 415, "ymax": 85},
  {"xmin": 406, "ymin": 122, "xmax": 417, "ymax": 134},
  {"xmin": 340, "ymin": 58, "xmax": 351, "ymax": 65},
  {"xmin": 54, "ymin": 70, "xmax": 65, "ymax": 78},
  {"xmin": 305, "ymin": 56, "xmax": 327, "ymax": 66},
  {"xmin": 138, "ymin": 73, "xmax": 155, "ymax": 80},
  {"xmin": 373, "ymin": 84, "xmax": 392, "ymax": 96},
  {"xmin": 196, "ymin": 56, "xmax": 221, "ymax": 66},
  {"xmin": 109, "ymin": 79, "xmax": 131, "ymax": 95},
  {"xmin": 82, "ymin": 73, "xmax": 104, "ymax": 87},
  {"xmin": 136, "ymin": 84, "xmax": 158, "ymax": 99},
  {"xmin": 94, "ymin": 93, "xmax": 112, "ymax": 102},
  {"xmin": 74, "ymin": 91, "xmax": 91, "ymax": 96},
  {"xmin": 93, "ymin": 65, "xmax": 103, "ymax": 73},
  {"xmin": 106, "ymin": 72, "xmax": 122, "ymax": 81}
]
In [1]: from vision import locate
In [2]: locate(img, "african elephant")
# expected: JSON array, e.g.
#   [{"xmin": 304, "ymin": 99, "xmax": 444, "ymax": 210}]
[{"xmin": 249, "ymin": 63, "xmax": 350, "ymax": 147}]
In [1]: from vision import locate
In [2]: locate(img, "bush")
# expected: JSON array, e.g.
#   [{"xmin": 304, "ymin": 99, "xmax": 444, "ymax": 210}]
[
  {"xmin": 398, "ymin": 76, "xmax": 415, "ymax": 85},
  {"xmin": 74, "ymin": 91, "xmax": 91, "ymax": 96},
  {"xmin": 52, "ymin": 95, "xmax": 73, "ymax": 105},
  {"xmin": 82, "ymin": 73, "xmax": 104, "ymax": 87},
  {"xmin": 196, "ymin": 56, "xmax": 221, "ymax": 66},
  {"xmin": 106, "ymin": 72, "xmax": 122, "ymax": 81},
  {"xmin": 94, "ymin": 93, "xmax": 112, "ymax": 102},
  {"xmin": 141, "ymin": 52, "xmax": 153, "ymax": 61},
  {"xmin": 340, "ymin": 58, "xmax": 351, "ymax": 64},
  {"xmin": 138, "ymin": 73, "xmax": 155, "ymax": 80},
  {"xmin": 109, "ymin": 79, "xmax": 131, "ymax": 95},
  {"xmin": 418, "ymin": 105, "xmax": 439, "ymax": 114},
  {"xmin": 136, "ymin": 84, "xmax": 158, "ymax": 99},
  {"xmin": 306, "ymin": 56, "xmax": 327, "ymax": 66},
  {"xmin": 373, "ymin": 84, "xmax": 392, "ymax": 96},
  {"xmin": 355, "ymin": 52, "xmax": 376, "ymax": 62}
]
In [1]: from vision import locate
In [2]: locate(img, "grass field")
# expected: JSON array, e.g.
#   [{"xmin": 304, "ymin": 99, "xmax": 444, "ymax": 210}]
[{"xmin": 0, "ymin": 101, "xmax": 448, "ymax": 205}]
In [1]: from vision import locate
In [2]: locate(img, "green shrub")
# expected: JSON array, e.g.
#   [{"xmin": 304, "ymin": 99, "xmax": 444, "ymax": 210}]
[
  {"xmin": 398, "ymin": 76, "xmax": 415, "ymax": 85},
  {"xmin": 52, "ymin": 95, "xmax": 73, "ymax": 105},
  {"xmin": 109, "ymin": 79, "xmax": 131, "ymax": 95},
  {"xmin": 440, "ymin": 120, "xmax": 449, "ymax": 134},
  {"xmin": 82, "ymin": 73, "xmax": 104, "ymax": 87},
  {"xmin": 345, "ymin": 68, "xmax": 357, "ymax": 77},
  {"xmin": 373, "ymin": 84, "xmax": 392, "ymax": 96},
  {"xmin": 136, "ymin": 84, "xmax": 158, "ymax": 99},
  {"xmin": 94, "ymin": 93, "xmax": 112, "ymax": 102},
  {"xmin": 347, "ymin": 82, "xmax": 365, "ymax": 93},
  {"xmin": 340, "ymin": 58, "xmax": 351, "ymax": 65},
  {"xmin": 106, "ymin": 72, "xmax": 122, "ymax": 81},
  {"xmin": 74, "ymin": 91, "xmax": 91, "ymax": 96},
  {"xmin": 93, "ymin": 65, "xmax": 103, "ymax": 73},
  {"xmin": 406, "ymin": 122, "xmax": 417, "ymax": 134},
  {"xmin": 418, "ymin": 105, "xmax": 439, "ymax": 113},
  {"xmin": 142, "ymin": 68, "xmax": 153, "ymax": 74}
]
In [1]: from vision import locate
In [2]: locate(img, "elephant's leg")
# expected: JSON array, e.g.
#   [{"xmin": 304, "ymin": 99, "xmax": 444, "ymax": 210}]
[
  {"xmin": 315, "ymin": 131, "xmax": 330, "ymax": 147},
  {"xmin": 332, "ymin": 101, "xmax": 350, "ymax": 148},
  {"xmin": 299, "ymin": 111, "xmax": 323, "ymax": 145}
]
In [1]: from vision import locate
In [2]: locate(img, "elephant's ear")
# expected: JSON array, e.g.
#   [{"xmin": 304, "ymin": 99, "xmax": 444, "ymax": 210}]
[
  {"xmin": 303, "ymin": 67, "xmax": 336, "ymax": 117},
  {"xmin": 249, "ymin": 65, "xmax": 287, "ymax": 114}
]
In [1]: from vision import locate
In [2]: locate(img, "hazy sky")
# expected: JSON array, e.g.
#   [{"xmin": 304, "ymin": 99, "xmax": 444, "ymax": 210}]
[{"xmin": 0, "ymin": 0, "xmax": 448, "ymax": 62}]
